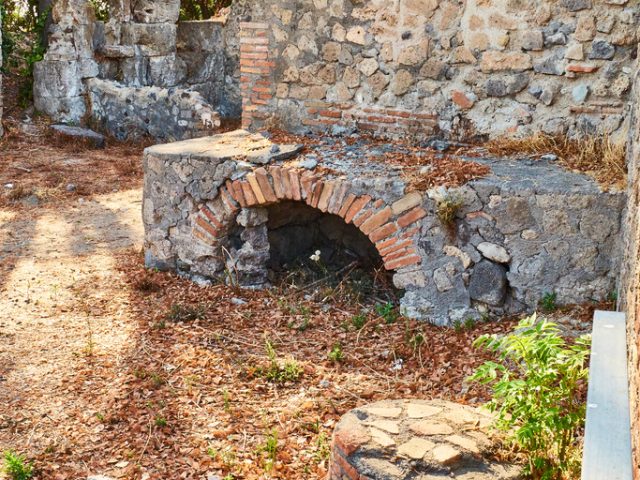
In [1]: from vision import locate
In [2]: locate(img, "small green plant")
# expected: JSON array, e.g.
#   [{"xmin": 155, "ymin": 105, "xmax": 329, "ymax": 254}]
[
  {"xmin": 328, "ymin": 343, "xmax": 344, "ymax": 363},
  {"xmin": 166, "ymin": 303, "xmax": 207, "ymax": 322},
  {"xmin": 315, "ymin": 432, "xmax": 331, "ymax": 462},
  {"xmin": 351, "ymin": 313, "xmax": 367, "ymax": 330},
  {"xmin": 607, "ymin": 290, "xmax": 618, "ymax": 304},
  {"xmin": 539, "ymin": 292, "xmax": 558, "ymax": 313},
  {"xmin": 2, "ymin": 450, "xmax": 34, "ymax": 480},
  {"xmin": 436, "ymin": 193, "xmax": 464, "ymax": 226},
  {"xmin": 154, "ymin": 416, "xmax": 167, "ymax": 428},
  {"xmin": 257, "ymin": 429, "xmax": 279, "ymax": 473},
  {"xmin": 468, "ymin": 314, "xmax": 590, "ymax": 480},
  {"xmin": 463, "ymin": 317, "xmax": 476, "ymax": 330},
  {"xmin": 375, "ymin": 302, "xmax": 398, "ymax": 324},
  {"xmin": 453, "ymin": 320, "xmax": 464, "ymax": 333},
  {"xmin": 260, "ymin": 340, "xmax": 303, "ymax": 384},
  {"xmin": 223, "ymin": 389, "xmax": 231, "ymax": 413}
]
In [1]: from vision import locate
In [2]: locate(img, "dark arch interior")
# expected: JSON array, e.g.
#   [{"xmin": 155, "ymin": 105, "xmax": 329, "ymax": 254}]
[{"xmin": 265, "ymin": 202, "xmax": 397, "ymax": 302}]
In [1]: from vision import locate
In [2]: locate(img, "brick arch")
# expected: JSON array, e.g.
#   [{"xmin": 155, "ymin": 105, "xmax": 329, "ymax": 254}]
[{"xmin": 192, "ymin": 166, "xmax": 428, "ymax": 271}]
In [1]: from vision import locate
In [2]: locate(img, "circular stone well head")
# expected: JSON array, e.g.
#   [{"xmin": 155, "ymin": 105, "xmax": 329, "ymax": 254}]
[{"xmin": 329, "ymin": 399, "xmax": 519, "ymax": 479}]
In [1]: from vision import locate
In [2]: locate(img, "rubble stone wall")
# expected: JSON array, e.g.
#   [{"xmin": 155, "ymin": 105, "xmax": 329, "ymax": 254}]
[
  {"xmin": 237, "ymin": 0, "xmax": 638, "ymax": 140},
  {"xmin": 33, "ymin": 0, "xmax": 228, "ymax": 140},
  {"xmin": 620, "ymin": 60, "xmax": 640, "ymax": 478}
]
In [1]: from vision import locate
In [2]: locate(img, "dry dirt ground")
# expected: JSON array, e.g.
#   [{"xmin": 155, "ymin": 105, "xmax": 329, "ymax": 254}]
[{"xmin": 0, "ymin": 123, "xmax": 601, "ymax": 480}]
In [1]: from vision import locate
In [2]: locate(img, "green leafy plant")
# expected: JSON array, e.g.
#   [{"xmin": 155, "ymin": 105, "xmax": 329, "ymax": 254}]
[
  {"xmin": 2, "ymin": 450, "xmax": 34, "ymax": 480},
  {"xmin": 375, "ymin": 302, "xmax": 398, "ymax": 324},
  {"xmin": 154, "ymin": 416, "xmax": 167, "ymax": 428},
  {"xmin": 468, "ymin": 314, "xmax": 590, "ymax": 480},
  {"xmin": 539, "ymin": 292, "xmax": 558, "ymax": 313},
  {"xmin": 328, "ymin": 343, "xmax": 344, "ymax": 363}
]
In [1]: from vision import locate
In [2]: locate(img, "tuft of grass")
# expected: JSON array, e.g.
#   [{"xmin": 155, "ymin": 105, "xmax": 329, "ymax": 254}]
[
  {"xmin": 486, "ymin": 133, "xmax": 626, "ymax": 189},
  {"xmin": 166, "ymin": 303, "xmax": 207, "ymax": 322},
  {"xmin": 351, "ymin": 313, "xmax": 367, "ymax": 330},
  {"xmin": 257, "ymin": 429, "xmax": 279, "ymax": 473},
  {"xmin": 539, "ymin": 292, "xmax": 558, "ymax": 313},
  {"xmin": 154, "ymin": 416, "xmax": 168, "ymax": 428},
  {"xmin": 2, "ymin": 450, "xmax": 34, "ymax": 480},
  {"xmin": 436, "ymin": 193, "xmax": 464, "ymax": 226}
]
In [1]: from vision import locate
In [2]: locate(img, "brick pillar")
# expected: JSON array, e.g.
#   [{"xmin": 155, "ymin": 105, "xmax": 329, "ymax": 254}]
[{"xmin": 239, "ymin": 22, "xmax": 275, "ymax": 131}]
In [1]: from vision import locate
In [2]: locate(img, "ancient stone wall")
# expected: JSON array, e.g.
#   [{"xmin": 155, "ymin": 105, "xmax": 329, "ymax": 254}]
[
  {"xmin": 237, "ymin": 0, "xmax": 638, "ymax": 140},
  {"xmin": 143, "ymin": 131, "xmax": 625, "ymax": 325},
  {"xmin": 620, "ymin": 58, "xmax": 640, "ymax": 478}
]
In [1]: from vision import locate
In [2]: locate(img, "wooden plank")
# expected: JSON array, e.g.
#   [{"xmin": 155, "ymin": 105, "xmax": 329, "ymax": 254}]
[{"xmin": 581, "ymin": 310, "xmax": 632, "ymax": 480}]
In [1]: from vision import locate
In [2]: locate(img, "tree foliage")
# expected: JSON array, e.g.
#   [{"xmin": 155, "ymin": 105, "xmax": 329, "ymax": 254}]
[
  {"xmin": 179, "ymin": 0, "xmax": 232, "ymax": 20},
  {"xmin": 469, "ymin": 314, "xmax": 590, "ymax": 480}
]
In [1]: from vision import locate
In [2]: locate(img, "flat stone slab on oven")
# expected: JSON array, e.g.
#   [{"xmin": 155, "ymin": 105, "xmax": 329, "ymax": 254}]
[
  {"xmin": 330, "ymin": 399, "xmax": 520, "ymax": 479},
  {"xmin": 144, "ymin": 129, "xmax": 303, "ymax": 164}
]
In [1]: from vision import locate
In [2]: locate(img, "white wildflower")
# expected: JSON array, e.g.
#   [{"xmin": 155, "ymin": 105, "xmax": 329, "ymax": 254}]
[{"xmin": 310, "ymin": 250, "xmax": 321, "ymax": 262}]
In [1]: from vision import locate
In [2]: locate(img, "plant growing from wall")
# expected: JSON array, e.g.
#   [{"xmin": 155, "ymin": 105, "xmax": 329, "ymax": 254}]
[{"xmin": 468, "ymin": 314, "xmax": 590, "ymax": 480}]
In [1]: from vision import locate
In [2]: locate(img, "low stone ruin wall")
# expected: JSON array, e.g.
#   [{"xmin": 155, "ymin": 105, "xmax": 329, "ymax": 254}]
[
  {"xmin": 86, "ymin": 79, "xmax": 221, "ymax": 141},
  {"xmin": 143, "ymin": 130, "xmax": 624, "ymax": 325},
  {"xmin": 33, "ymin": 0, "xmax": 229, "ymax": 140}
]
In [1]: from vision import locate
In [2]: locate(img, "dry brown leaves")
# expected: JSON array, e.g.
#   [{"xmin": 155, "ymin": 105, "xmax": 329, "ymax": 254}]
[
  {"xmin": 90, "ymin": 251, "xmax": 516, "ymax": 480},
  {"xmin": 0, "ymin": 120, "xmax": 146, "ymax": 208}
]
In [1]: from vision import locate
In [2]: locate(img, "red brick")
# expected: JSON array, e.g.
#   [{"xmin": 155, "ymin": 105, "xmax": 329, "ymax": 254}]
[
  {"xmin": 384, "ymin": 247, "xmax": 417, "ymax": 263},
  {"xmin": 398, "ymin": 206, "xmax": 427, "ymax": 228},
  {"xmin": 380, "ymin": 238, "xmax": 413, "ymax": 257},
  {"xmin": 376, "ymin": 236, "xmax": 398, "ymax": 252},
  {"xmin": 242, "ymin": 52, "xmax": 269, "ymax": 60},
  {"xmin": 300, "ymin": 172, "xmax": 316, "ymax": 200},
  {"xmin": 245, "ymin": 174, "xmax": 265, "ymax": 204},
  {"xmin": 332, "ymin": 422, "xmax": 369, "ymax": 456},
  {"xmin": 229, "ymin": 180, "xmax": 247, "ymax": 207},
  {"xmin": 373, "ymin": 199, "xmax": 385, "ymax": 209},
  {"xmin": 242, "ymin": 176, "xmax": 264, "ymax": 207},
  {"xmin": 384, "ymin": 108, "xmax": 411, "ymax": 118},
  {"xmin": 219, "ymin": 187, "xmax": 239, "ymax": 215},
  {"xmin": 269, "ymin": 166, "xmax": 286, "ymax": 199},
  {"xmin": 309, "ymin": 181, "xmax": 324, "ymax": 208},
  {"xmin": 451, "ymin": 90, "xmax": 475, "ymax": 109},
  {"xmin": 344, "ymin": 196, "xmax": 371, "ymax": 224},
  {"xmin": 279, "ymin": 168, "xmax": 292, "ymax": 199},
  {"xmin": 369, "ymin": 222, "xmax": 398, "ymax": 243},
  {"xmin": 328, "ymin": 181, "xmax": 349, "ymax": 215},
  {"xmin": 401, "ymin": 226, "xmax": 420, "ymax": 239},
  {"xmin": 361, "ymin": 207, "xmax": 392, "ymax": 235},
  {"xmin": 353, "ymin": 209, "xmax": 373, "ymax": 228},
  {"xmin": 196, "ymin": 215, "xmax": 219, "ymax": 238},
  {"xmin": 289, "ymin": 170, "xmax": 302, "ymax": 201},
  {"xmin": 332, "ymin": 450, "xmax": 359, "ymax": 480},
  {"xmin": 566, "ymin": 63, "xmax": 599, "ymax": 73},
  {"xmin": 338, "ymin": 193, "xmax": 357, "ymax": 218},
  {"xmin": 193, "ymin": 227, "xmax": 214, "ymax": 245},
  {"xmin": 367, "ymin": 115, "xmax": 396, "ymax": 124},
  {"xmin": 239, "ymin": 37, "xmax": 269, "ymax": 45},
  {"xmin": 385, "ymin": 254, "xmax": 422, "ymax": 270},
  {"xmin": 254, "ymin": 167, "xmax": 277, "ymax": 203},
  {"xmin": 200, "ymin": 206, "xmax": 223, "ymax": 230},
  {"xmin": 319, "ymin": 109, "xmax": 342, "ymax": 118},
  {"xmin": 317, "ymin": 181, "xmax": 335, "ymax": 212}
]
